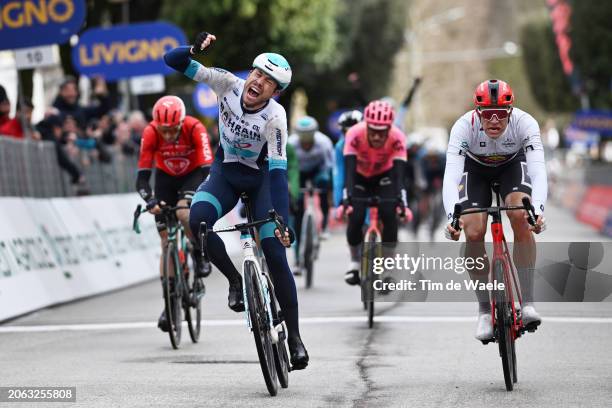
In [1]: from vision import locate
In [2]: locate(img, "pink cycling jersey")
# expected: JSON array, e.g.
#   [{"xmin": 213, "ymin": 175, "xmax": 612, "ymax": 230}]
[{"xmin": 343, "ymin": 122, "xmax": 407, "ymax": 178}]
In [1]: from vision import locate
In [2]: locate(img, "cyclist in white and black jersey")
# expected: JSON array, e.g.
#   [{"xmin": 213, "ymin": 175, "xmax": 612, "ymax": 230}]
[
  {"xmin": 443, "ymin": 79, "xmax": 547, "ymax": 342},
  {"xmin": 164, "ymin": 32, "xmax": 308, "ymax": 368}
]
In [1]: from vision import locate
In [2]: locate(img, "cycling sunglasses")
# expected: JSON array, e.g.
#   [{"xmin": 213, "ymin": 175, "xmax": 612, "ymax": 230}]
[{"xmin": 478, "ymin": 107, "xmax": 511, "ymax": 121}]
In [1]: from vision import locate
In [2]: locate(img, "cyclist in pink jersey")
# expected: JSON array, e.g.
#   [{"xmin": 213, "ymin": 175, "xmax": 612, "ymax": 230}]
[{"xmin": 339, "ymin": 100, "xmax": 409, "ymax": 285}]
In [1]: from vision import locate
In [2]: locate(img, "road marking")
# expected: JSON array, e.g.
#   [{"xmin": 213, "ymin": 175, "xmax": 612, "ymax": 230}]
[{"xmin": 1, "ymin": 315, "xmax": 611, "ymax": 333}]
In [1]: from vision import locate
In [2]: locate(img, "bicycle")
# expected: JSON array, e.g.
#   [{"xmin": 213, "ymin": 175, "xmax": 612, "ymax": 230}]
[
  {"xmin": 350, "ymin": 196, "xmax": 404, "ymax": 329},
  {"xmin": 199, "ymin": 193, "xmax": 291, "ymax": 396},
  {"xmin": 450, "ymin": 183, "xmax": 539, "ymax": 391},
  {"xmin": 133, "ymin": 203, "xmax": 206, "ymax": 349},
  {"xmin": 298, "ymin": 180, "xmax": 321, "ymax": 289}
]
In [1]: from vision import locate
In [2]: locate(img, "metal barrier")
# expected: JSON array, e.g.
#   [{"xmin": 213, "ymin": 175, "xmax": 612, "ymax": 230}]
[{"xmin": 0, "ymin": 137, "xmax": 138, "ymax": 197}]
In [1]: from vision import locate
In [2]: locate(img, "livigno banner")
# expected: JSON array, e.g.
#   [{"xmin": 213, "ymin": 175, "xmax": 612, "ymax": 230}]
[
  {"xmin": 0, "ymin": 0, "xmax": 86, "ymax": 50},
  {"xmin": 71, "ymin": 21, "xmax": 186, "ymax": 81}
]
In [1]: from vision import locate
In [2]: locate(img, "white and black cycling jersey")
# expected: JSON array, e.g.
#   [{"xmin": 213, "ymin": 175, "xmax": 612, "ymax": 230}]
[
  {"xmin": 443, "ymin": 107, "xmax": 548, "ymax": 216},
  {"xmin": 186, "ymin": 63, "xmax": 288, "ymax": 171}
]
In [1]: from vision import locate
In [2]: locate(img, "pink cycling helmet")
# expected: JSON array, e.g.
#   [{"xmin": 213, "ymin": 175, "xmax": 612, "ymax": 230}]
[{"xmin": 364, "ymin": 100, "xmax": 395, "ymax": 130}]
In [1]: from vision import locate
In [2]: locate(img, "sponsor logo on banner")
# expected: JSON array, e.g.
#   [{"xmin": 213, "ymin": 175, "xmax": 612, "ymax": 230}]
[
  {"xmin": 72, "ymin": 22, "xmax": 187, "ymax": 81},
  {"xmin": 0, "ymin": 0, "xmax": 86, "ymax": 51},
  {"xmin": 576, "ymin": 185, "xmax": 612, "ymax": 230}
]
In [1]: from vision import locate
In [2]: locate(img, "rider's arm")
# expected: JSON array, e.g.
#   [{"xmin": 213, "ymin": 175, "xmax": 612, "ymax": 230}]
[
  {"xmin": 136, "ymin": 125, "xmax": 157, "ymax": 201},
  {"xmin": 333, "ymin": 139, "xmax": 345, "ymax": 206},
  {"xmin": 342, "ymin": 128, "xmax": 359, "ymax": 199},
  {"xmin": 442, "ymin": 118, "xmax": 469, "ymax": 220},
  {"xmin": 164, "ymin": 46, "xmax": 236, "ymax": 95},
  {"xmin": 265, "ymin": 114, "xmax": 290, "ymax": 223},
  {"xmin": 518, "ymin": 114, "xmax": 548, "ymax": 215},
  {"xmin": 390, "ymin": 128, "xmax": 408, "ymax": 198}
]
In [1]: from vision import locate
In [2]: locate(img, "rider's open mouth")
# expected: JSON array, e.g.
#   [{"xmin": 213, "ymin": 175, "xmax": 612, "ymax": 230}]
[{"xmin": 247, "ymin": 87, "xmax": 261, "ymax": 98}]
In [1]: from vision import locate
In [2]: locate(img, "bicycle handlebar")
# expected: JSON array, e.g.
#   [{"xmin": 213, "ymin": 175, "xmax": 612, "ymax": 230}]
[
  {"xmin": 450, "ymin": 197, "xmax": 537, "ymax": 233},
  {"xmin": 132, "ymin": 203, "xmax": 191, "ymax": 234}
]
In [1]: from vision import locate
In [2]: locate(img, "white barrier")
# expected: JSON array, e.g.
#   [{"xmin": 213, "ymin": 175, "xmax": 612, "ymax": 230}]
[
  {"xmin": 0, "ymin": 193, "xmax": 241, "ymax": 322},
  {"xmin": 0, "ymin": 194, "xmax": 158, "ymax": 321}
]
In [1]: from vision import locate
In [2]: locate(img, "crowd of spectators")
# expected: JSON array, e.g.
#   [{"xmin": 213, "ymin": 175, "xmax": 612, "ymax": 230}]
[{"xmin": 0, "ymin": 78, "xmax": 149, "ymax": 194}]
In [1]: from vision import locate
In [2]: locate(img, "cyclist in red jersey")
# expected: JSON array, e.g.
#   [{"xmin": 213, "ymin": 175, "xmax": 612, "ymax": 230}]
[
  {"xmin": 339, "ymin": 100, "xmax": 410, "ymax": 285},
  {"xmin": 136, "ymin": 95, "xmax": 214, "ymax": 332}
]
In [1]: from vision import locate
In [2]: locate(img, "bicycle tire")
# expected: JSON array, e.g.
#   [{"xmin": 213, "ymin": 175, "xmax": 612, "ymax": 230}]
[
  {"xmin": 182, "ymin": 245, "xmax": 202, "ymax": 343},
  {"xmin": 244, "ymin": 260, "xmax": 278, "ymax": 396},
  {"xmin": 362, "ymin": 232, "xmax": 380, "ymax": 329},
  {"xmin": 265, "ymin": 274, "xmax": 289, "ymax": 389},
  {"xmin": 494, "ymin": 259, "xmax": 514, "ymax": 391},
  {"xmin": 163, "ymin": 242, "xmax": 182, "ymax": 349},
  {"xmin": 185, "ymin": 276, "xmax": 203, "ymax": 343},
  {"xmin": 304, "ymin": 216, "xmax": 314, "ymax": 289}
]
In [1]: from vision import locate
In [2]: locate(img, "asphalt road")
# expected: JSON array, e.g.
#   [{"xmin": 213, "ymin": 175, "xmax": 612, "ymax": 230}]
[{"xmin": 1, "ymin": 204, "xmax": 611, "ymax": 407}]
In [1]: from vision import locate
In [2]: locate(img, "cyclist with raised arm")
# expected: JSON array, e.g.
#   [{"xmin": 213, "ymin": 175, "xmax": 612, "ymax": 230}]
[
  {"xmin": 339, "ymin": 100, "xmax": 409, "ymax": 285},
  {"xmin": 164, "ymin": 32, "xmax": 308, "ymax": 369},
  {"xmin": 288, "ymin": 116, "xmax": 334, "ymax": 273},
  {"xmin": 136, "ymin": 95, "xmax": 214, "ymax": 332},
  {"xmin": 443, "ymin": 79, "xmax": 547, "ymax": 342}
]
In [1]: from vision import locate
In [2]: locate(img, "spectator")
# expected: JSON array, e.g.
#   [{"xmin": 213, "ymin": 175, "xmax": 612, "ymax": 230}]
[
  {"xmin": 127, "ymin": 110, "xmax": 147, "ymax": 147},
  {"xmin": 35, "ymin": 109, "xmax": 85, "ymax": 187},
  {"xmin": 53, "ymin": 76, "xmax": 112, "ymax": 130},
  {"xmin": 0, "ymin": 98, "xmax": 41, "ymax": 140}
]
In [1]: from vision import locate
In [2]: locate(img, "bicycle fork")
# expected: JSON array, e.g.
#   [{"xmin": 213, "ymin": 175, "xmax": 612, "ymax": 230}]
[{"xmin": 240, "ymin": 234, "xmax": 280, "ymax": 344}]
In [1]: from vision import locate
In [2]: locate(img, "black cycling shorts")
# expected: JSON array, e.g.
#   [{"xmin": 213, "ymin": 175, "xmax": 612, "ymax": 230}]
[
  {"xmin": 154, "ymin": 168, "xmax": 205, "ymax": 230},
  {"xmin": 459, "ymin": 152, "xmax": 532, "ymax": 210}
]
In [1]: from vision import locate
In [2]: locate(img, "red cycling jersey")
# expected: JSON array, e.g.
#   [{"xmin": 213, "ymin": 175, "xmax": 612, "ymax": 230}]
[
  {"xmin": 343, "ymin": 122, "xmax": 407, "ymax": 177},
  {"xmin": 138, "ymin": 115, "xmax": 213, "ymax": 176}
]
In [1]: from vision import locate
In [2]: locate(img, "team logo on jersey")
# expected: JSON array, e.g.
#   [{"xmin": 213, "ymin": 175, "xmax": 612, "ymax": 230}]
[
  {"xmin": 233, "ymin": 140, "xmax": 252, "ymax": 149},
  {"xmin": 164, "ymin": 158, "xmax": 190, "ymax": 175},
  {"xmin": 480, "ymin": 141, "xmax": 486, "ymax": 147},
  {"xmin": 502, "ymin": 139, "xmax": 516, "ymax": 147},
  {"xmin": 392, "ymin": 141, "xmax": 403, "ymax": 151},
  {"xmin": 275, "ymin": 129, "xmax": 282, "ymax": 155}
]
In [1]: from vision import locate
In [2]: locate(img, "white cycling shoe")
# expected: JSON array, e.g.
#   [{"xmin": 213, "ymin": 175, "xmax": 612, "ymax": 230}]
[
  {"xmin": 475, "ymin": 312, "xmax": 494, "ymax": 342},
  {"xmin": 320, "ymin": 230, "xmax": 331, "ymax": 241},
  {"xmin": 521, "ymin": 303, "xmax": 542, "ymax": 328},
  {"xmin": 344, "ymin": 261, "xmax": 361, "ymax": 285}
]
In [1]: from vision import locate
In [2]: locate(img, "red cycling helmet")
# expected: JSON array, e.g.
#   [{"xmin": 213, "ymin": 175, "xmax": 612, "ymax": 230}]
[
  {"xmin": 153, "ymin": 95, "xmax": 186, "ymax": 127},
  {"xmin": 364, "ymin": 100, "xmax": 395, "ymax": 130},
  {"xmin": 473, "ymin": 79, "xmax": 514, "ymax": 107}
]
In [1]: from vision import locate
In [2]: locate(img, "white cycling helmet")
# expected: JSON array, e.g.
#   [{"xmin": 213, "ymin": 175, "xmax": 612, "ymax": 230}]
[
  {"xmin": 252, "ymin": 53, "xmax": 292, "ymax": 90},
  {"xmin": 295, "ymin": 116, "xmax": 318, "ymax": 133}
]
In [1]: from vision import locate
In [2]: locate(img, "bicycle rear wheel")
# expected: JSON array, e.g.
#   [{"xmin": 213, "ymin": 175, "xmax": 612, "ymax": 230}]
[
  {"xmin": 163, "ymin": 242, "xmax": 182, "ymax": 349},
  {"xmin": 304, "ymin": 215, "xmax": 314, "ymax": 289},
  {"xmin": 244, "ymin": 260, "xmax": 278, "ymax": 396},
  {"xmin": 494, "ymin": 259, "xmax": 515, "ymax": 391}
]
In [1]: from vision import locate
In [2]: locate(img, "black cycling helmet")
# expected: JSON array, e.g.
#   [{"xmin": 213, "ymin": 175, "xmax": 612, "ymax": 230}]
[{"xmin": 337, "ymin": 110, "xmax": 363, "ymax": 133}]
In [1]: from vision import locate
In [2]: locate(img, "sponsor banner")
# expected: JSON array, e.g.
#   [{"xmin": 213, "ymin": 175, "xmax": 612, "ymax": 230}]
[
  {"xmin": 72, "ymin": 22, "xmax": 187, "ymax": 81},
  {"xmin": 576, "ymin": 185, "xmax": 612, "ymax": 230},
  {"xmin": 0, "ymin": 194, "xmax": 158, "ymax": 321},
  {"xmin": 0, "ymin": 0, "xmax": 86, "ymax": 51},
  {"xmin": 571, "ymin": 110, "xmax": 612, "ymax": 137},
  {"xmin": 193, "ymin": 70, "xmax": 249, "ymax": 118}
]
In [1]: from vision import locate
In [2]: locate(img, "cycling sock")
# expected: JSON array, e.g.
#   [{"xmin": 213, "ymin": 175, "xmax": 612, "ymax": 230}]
[
  {"xmin": 284, "ymin": 306, "xmax": 300, "ymax": 339},
  {"xmin": 517, "ymin": 266, "xmax": 534, "ymax": 303}
]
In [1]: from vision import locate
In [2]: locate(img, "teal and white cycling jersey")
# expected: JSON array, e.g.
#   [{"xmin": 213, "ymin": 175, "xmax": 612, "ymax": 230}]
[
  {"xmin": 288, "ymin": 131, "xmax": 335, "ymax": 174},
  {"xmin": 186, "ymin": 62, "xmax": 288, "ymax": 171}
]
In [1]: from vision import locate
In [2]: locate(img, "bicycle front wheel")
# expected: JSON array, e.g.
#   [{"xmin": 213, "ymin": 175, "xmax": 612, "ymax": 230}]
[
  {"xmin": 265, "ymin": 275, "xmax": 290, "ymax": 389},
  {"xmin": 362, "ymin": 232, "xmax": 380, "ymax": 329},
  {"xmin": 244, "ymin": 260, "xmax": 278, "ymax": 396},
  {"xmin": 163, "ymin": 242, "xmax": 182, "ymax": 349},
  {"xmin": 494, "ymin": 259, "xmax": 515, "ymax": 391}
]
